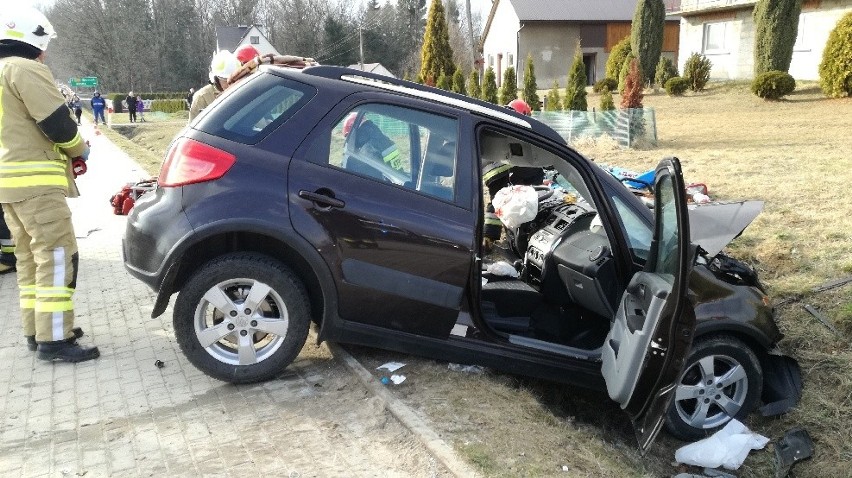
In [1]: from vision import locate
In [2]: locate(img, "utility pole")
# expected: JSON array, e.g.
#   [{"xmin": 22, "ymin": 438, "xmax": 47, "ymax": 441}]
[{"xmin": 359, "ymin": 23, "xmax": 365, "ymax": 70}]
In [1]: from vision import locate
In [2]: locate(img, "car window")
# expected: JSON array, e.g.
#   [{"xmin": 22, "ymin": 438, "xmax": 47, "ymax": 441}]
[
  {"xmin": 196, "ymin": 74, "xmax": 316, "ymax": 144},
  {"xmin": 610, "ymin": 193, "xmax": 652, "ymax": 262},
  {"xmin": 653, "ymin": 174, "xmax": 679, "ymax": 278},
  {"xmin": 327, "ymin": 104, "xmax": 459, "ymax": 202}
]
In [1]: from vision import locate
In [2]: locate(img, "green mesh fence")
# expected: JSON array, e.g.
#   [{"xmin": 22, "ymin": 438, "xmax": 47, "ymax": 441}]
[{"xmin": 532, "ymin": 108, "xmax": 657, "ymax": 148}]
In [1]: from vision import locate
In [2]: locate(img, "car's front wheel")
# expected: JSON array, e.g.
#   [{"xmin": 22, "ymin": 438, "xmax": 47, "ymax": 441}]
[
  {"xmin": 173, "ymin": 253, "xmax": 311, "ymax": 384},
  {"xmin": 665, "ymin": 335, "xmax": 763, "ymax": 440}
]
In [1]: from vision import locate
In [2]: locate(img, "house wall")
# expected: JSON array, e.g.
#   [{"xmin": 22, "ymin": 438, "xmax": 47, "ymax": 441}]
[
  {"xmin": 678, "ymin": 0, "xmax": 852, "ymax": 80},
  {"xmin": 790, "ymin": 0, "xmax": 852, "ymax": 80},
  {"xmin": 481, "ymin": 1, "xmax": 520, "ymax": 87},
  {"xmin": 518, "ymin": 24, "xmax": 581, "ymax": 89}
]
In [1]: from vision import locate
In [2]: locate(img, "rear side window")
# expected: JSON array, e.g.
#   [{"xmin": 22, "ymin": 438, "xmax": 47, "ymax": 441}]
[{"xmin": 195, "ymin": 74, "xmax": 316, "ymax": 144}]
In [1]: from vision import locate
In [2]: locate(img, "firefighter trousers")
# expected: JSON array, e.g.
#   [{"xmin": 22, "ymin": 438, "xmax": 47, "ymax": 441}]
[
  {"xmin": 2, "ymin": 192, "xmax": 79, "ymax": 342},
  {"xmin": 0, "ymin": 206, "xmax": 14, "ymax": 270}
]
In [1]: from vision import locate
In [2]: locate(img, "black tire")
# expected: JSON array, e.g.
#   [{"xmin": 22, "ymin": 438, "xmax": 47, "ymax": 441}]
[
  {"xmin": 173, "ymin": 253, "xmax": 311, "ymax": 384},
  {"xmin": 665, "ymin": 335, "xmax": 763, "ymax": 440}
]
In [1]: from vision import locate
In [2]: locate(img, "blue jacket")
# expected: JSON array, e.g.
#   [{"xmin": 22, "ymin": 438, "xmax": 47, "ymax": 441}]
[{"xmin": 91, "ymin": 96, "xmax": 106, "ymax": 111}]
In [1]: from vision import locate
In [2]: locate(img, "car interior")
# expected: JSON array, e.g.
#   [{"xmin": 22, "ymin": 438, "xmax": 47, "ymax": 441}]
[{"xmin": 465, "ymin": 129, "xmax": 623, "ymax": 357}]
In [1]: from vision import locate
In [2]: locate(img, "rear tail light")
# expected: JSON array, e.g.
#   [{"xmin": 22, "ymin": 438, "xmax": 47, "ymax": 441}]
[{"xmin": 159, "ymin": 137, "xmax": 236, "ymax": 187}]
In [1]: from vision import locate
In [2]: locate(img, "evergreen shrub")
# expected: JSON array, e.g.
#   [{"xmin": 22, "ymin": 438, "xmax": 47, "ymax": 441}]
[
  {"xmin": 664, "ymin": 76, "xmax": 690, "ymax": 96},
  {"xmin": 683, "ymin": 53, "xmax": 712, "ymax": 91},
  {"xmin": 751, "ymin": 71, "xmax": 796, "ymax": 99},
  {"xmin": 819, "ymin": 11, "xmax": 852, "ymax": 98}
]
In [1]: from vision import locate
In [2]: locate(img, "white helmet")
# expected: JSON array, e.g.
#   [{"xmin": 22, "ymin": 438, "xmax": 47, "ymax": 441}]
[
  {"xmin": 0, "ymin": 6, "xmax": 56, "ymax": 52},
  {"xmin": 208, "ymin": 50, "xmax": 240, "ymax": 83}
]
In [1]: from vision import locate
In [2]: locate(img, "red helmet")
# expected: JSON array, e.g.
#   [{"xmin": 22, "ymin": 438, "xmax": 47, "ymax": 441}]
[
  {"xmin": 342, "ymin": 112, "xmax": 358, "ymax": 137},
  {"xmin": 507, "ymin": 99, "xmax": 532, "ymax": 116},
  {"xmin": 234, "ymin": 44, "xmax": 260, "ymax": 64}
]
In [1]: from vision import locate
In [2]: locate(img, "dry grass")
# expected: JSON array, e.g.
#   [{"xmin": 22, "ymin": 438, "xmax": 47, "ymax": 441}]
[{"xmin": 117, "ymin": 82, "xmax": 852, "ymax": 477}]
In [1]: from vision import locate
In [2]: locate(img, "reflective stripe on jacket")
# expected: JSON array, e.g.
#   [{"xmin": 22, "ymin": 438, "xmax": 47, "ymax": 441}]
[{"xmin": 0, "ymin": 56, "xmax": 85, "ymax": 203}]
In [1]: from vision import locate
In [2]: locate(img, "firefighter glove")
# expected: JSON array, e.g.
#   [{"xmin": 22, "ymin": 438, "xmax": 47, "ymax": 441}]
[{"xmin": 72, "ymin": 158, "xmax": 87, "ymax": 178}]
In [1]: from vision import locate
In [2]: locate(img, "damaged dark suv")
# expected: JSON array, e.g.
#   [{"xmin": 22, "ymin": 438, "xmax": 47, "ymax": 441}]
[{"xmin": 123, "ymin": 66, "xmax": 800, "ymax": 447}]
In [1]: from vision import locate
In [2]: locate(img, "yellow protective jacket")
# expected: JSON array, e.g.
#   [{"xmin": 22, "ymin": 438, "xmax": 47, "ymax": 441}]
[
  {"xmin": 0, "ymin": 56, "xmax": 87, "ymax": 203},
  {"xmin": 188, "ymin": 83, "xmax": 219, "ymax": 121}
]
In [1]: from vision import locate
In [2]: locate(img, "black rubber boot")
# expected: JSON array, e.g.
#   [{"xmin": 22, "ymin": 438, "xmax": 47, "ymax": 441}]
[
  {"xmin": 26, "ymin": 327, "xmax": 84, "ymax": 352},
  {"xmin": 37, "ymin": 341, "xmax": 99, "ymax": 363}
]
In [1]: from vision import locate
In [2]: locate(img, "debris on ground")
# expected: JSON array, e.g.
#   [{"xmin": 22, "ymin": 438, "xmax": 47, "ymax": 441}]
[
  {"xmin": 376, "ymin": 362, "xmax": 406, "ymax": 372},
  {"xmin": 774, "ymin": 428, "xmax": 814, "ymax": 478},
  {"xmin": 675, "ymin": 419, "xmax": 769, "ymax": 470},
  {"xmin": 803, "ymin": 304, "xmax": 842, "ymax": 337},
  {"xmin": 447, "ymin": 363, "xmax": 485, "ymax": 374}
]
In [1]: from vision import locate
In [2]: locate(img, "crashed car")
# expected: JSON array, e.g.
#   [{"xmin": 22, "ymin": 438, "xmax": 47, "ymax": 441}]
[{"xmin": 122, "ymin": 66, "xmax": 800, "ymax": 446}]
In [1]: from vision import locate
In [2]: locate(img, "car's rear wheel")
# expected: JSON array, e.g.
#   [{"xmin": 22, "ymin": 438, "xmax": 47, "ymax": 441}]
[
  {"xmin": 665, "ymin": 335, "xmax": 763, "ymax": 440},
  {"xmin": 174, "ymin": 253, "xmax": 310, "ymax": 384}
]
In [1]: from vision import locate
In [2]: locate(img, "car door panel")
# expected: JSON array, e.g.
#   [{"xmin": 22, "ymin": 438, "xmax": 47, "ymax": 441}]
[
  {"xmin": 288, "ymin": 99, "xmax": 477, "ymax": 339},
  {"xmin": 601, "ymin": 157, "xmax": 696, "ymax": 452}
]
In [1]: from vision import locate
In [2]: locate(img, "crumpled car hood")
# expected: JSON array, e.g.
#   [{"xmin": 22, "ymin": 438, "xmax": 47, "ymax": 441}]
[{"xmin": 688, "ymin": 200, "xmax": 764, "ymax": 256}]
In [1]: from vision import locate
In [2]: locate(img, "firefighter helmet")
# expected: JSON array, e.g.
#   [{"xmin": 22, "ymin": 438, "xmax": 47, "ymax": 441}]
[
  {"xmin": 234, "ymin": 44, "xmax": 260, "ymax": 64},
  {"xmin": 507, "ymin": 99, "xmax": 532, "ymax": 116},
  {"xmin": 208, "ymin": 50, "xmax": 240, "ymax": 83},
  {"xmin": 0, "ymin": 6, "xmax": 57, "ymax": 52}
]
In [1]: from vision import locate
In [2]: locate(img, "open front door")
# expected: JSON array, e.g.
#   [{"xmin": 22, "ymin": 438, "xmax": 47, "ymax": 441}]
[{"xmin": 601, "ymin": 157, "xmax": 696, "ymax": 452}]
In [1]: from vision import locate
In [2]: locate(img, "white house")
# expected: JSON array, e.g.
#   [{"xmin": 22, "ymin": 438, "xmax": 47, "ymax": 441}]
[
  {"xmin": 673, "ymin": 0, "xmax": 852, "ymax": 80},
  {"xmin": 215, "ymin": 25, "xmax": 280, "ymax": 57},
  {"xmin": 480, "ymin": 0, "xmax": 682, "ymax": 88}
]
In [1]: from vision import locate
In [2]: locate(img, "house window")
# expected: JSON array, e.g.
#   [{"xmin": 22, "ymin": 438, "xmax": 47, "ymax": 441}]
[
  {"xmin": 702, "ymin": 22, "xmax": 727, "ymax": 53},
  {"xmin": 250, "ymin": 36, "xmax": 260, "ymax": 45},
  {"xmin": 793, "ymin": 14, "xmax": 809, "ymax": 51}
]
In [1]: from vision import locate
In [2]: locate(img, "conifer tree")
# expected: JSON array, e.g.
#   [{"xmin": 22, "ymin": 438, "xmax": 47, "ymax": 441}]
[
  {"xmin": 499, "ymin": 66, "xmax": 518, "ymax": 105},
  {"xmin": 600, "ymin": 89, "xmax": 615, "ymax": 110},
  {"xmin": 452, "ymin": 67, "xmax": 467, "ymax": 95},
  {"xmin": 753, "ymin": 0, "xmax": 803, "ymax": 75},
  {"xmin": 481, "ymin": 67, "xmax": 499, "ymax": 103},
  {"xmin": 468, "ymin": 70, "xmax": 481, "ymax": 99},
  {"xmin": 564, "ymin": 43, "xmax": 588, "ymax": 111},
  {"xmin": 621, "ymin": 59, "xmax": 644, "ymax": 109},
  {"xmin": 419, "ymin": 0, "xmax": 455, "ymax": 87},
  {"xmin": 544, "ymin": 80, "xmax": 562, "ymax": 111},
  {"xmin": 522, "ymin": 54, "xmax": 541, "ymax": 111},
  {"xmin": 631, "ymin": 0, "xmax": 665, "ymax": 83},
  {"xmin": 437, "ymin": 72, "xmax": 452, "ymax": 90}
]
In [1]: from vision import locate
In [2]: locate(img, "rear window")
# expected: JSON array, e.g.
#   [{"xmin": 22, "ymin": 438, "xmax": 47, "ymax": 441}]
[{"xmin": 195, "ymin": 73, "xmax": 316, "ymax": 144}]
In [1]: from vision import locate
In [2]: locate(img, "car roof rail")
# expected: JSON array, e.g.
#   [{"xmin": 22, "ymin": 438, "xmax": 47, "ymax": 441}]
[{"xmin": 301, "ymin": 65, "xmax": 536, "ymax": 130}]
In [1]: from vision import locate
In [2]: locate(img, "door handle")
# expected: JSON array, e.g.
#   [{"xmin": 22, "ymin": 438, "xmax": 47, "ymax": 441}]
[{"xmin": 298, "ymin": 190, "xmax": 345, "ymax": 209}]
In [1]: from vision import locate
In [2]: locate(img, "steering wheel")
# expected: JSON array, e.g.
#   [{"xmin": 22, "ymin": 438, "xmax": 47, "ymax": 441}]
[{"xmin": 534, "ymin": 185, "xmax": 554, "ymax": 201}]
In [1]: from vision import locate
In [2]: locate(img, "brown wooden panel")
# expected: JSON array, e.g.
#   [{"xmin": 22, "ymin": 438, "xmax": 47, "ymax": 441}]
[
  {"xmin": 606, "ymin": 22, "xmax": 632, "ymax": 52},
  {"xmin": 802, "ymin": 0, "xmax": 821, "ymax": 11},
  {"xmin": 663, "ymin": 23, "xmax": 680, "ymax": 52}
]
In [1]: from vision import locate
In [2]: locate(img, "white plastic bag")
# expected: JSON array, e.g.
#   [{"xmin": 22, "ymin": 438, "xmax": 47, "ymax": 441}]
[
  {"xmin": 492, "ymin": 185, "xmax": 538, "ymax": 229},
  {"xmin": 674, "ymin": 419, "xmax": 769, "ymax": 470},
  {"xmin": 486, "ymin": 261, "xmax": 519, "ymax": 278}
]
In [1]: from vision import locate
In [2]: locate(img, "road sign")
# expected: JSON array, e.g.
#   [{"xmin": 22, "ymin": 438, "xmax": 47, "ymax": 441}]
[{"xmin": 69, "ymin": 77, "xmax": 98, "ymax": 87}]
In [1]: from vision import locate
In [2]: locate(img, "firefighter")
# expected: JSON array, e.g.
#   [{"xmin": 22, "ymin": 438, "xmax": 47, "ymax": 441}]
[
  {"xmin": 0, "ymin": 207, "xmax": 15, "ymax": 273},
  {"xmin": 0, "ymin": 6, "xmax": 98, "ymax": 361},
  {"xmin": 188, "ymin": 50, "xmax": 240, "ymax": 121}
]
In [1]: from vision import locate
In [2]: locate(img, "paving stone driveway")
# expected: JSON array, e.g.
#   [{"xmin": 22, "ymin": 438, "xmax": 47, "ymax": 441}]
[{"xmin": 0, "ymin": 124, "xmax": 447, "ymax": 477}]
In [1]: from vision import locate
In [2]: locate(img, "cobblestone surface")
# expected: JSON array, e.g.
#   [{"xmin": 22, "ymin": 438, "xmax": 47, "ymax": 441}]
[{"xmin": 0, "ymin": 123, "xmax": 448, "ymax": 477}]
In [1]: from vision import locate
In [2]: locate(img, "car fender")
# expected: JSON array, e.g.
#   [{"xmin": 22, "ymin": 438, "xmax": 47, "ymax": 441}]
[
  {"xmin": 694, "ymin": 318, "xmax": 775, "ymax": 350},
  {"xmin": 151, "ymin": 217, "xmax": 340, "ymax": 340}
]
